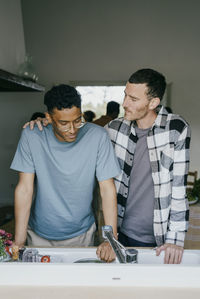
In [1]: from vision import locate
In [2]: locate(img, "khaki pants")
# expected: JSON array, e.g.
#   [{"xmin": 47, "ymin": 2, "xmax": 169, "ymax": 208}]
[{"xmin": 27, "ymin": 223, "xmax": 96, "ymax": 247}]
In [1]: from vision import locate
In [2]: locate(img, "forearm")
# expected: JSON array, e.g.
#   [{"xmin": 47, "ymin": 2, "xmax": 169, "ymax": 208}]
[
  {"xmin": 99, "ymin": 179, "xmax": 118, "ymax": 239},
  {"xmin": 166, "ymin": 176, "xmax": 188, "ymax": 246},
  {"xmin": 14, "ymin": 183, "xmax": 33, "ymax": 247},
  {"xmin": 166, "ymin": 125, "xmax": 191, "ymax": 245},
  {"xmin": 167, "ymin": 180, "xmax": 188, "ymax": 245}
]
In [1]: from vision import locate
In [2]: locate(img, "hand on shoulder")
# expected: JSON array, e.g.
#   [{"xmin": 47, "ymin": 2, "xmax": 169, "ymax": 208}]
[{"xmin": 23, "ymin": 117, "xmax": 49, "ymax": 131}]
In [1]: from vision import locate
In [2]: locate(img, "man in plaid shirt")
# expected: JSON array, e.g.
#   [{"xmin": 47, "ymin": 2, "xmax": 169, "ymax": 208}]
[{"xmin": 105, "ymin": 69, "xmax": 191, "ymax": 264}]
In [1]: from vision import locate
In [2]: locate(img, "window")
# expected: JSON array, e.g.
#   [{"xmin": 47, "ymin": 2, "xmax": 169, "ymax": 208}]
[
  {"xmin": 75, "ymin": 84, "xmax": 125, "ymax": 118},
  {"xmin": 72, "ymin": 81, "xmax": 172, "ymax": 118}
]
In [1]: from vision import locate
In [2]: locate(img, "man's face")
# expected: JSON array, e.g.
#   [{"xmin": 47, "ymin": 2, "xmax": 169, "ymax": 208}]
[
  {"xmin": 47, "ymin": 106, "xmax": 83, "ymax": 142},
  {"xmin": 123, "ymin": 82, "xmax": 153, "ymax": 122}
]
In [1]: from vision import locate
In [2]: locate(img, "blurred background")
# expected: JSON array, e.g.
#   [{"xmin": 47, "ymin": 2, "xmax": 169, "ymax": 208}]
[{"xmin": 0, "ymin": 0, "xmax": 200, "ymax": 208}]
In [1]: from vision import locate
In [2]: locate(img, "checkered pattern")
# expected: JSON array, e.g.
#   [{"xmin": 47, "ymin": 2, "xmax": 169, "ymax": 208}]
[{"xmin": 105, "ymin": 106, "xmax": 191, "ymax": 246}]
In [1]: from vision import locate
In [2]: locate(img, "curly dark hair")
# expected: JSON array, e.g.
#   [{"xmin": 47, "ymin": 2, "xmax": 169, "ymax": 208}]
[
  {"xmin": 128, "ymin": 68, "xmax": 166, "ymax": 100},
  {"xmin": 44, "ymin": 84, "xmax": 81, "ymax": 113}
]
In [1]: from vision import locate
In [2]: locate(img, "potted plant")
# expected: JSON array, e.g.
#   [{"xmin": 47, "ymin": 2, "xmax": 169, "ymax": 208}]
[
  {"xmin": 0, "ymin": 229, "xmax": 13, "ymax": 261},
  {"xmin": 187, "ymin": 178, "xmax": 200, "ymax": 204}
]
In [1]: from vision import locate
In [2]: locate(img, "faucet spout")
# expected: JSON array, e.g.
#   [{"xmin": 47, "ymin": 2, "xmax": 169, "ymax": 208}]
[
  {"xmin": 102, "ymin": 225, "xmax": 138, "ymax": 264},
  {"xmin": 102, "ymin": 225, "xmax": 126, "ymax": 263}
]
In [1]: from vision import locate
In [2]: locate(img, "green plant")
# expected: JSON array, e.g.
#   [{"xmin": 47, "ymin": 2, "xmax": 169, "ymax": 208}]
[
  {"xmin": 0, "ymin": 229, "xmax": 13, "ymax": 258},
  {"xmin": 187, "ymin": 178, "xmax": 200, "ymax": 201},
  {"xmin": 192, "ymin": 179, "xmax": 200, "ymax": 198},
  {"xmin": 0, "ymin": 237, "xmax": 6, "ymax": 258}
]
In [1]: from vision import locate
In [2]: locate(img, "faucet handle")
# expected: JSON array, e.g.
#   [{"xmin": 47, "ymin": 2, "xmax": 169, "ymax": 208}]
[
  {"xmin": 102, "ymin": 225, "xmax": 113, "ymax": 239},
  {"xmin": 125, "ymin": 249, "xmax": 138, "ymax": 263}
]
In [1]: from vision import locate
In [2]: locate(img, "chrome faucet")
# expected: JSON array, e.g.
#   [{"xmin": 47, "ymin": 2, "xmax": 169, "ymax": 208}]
[{"xmin": 102, "ymin": 225, "xmax": 138, "ymax": 263}]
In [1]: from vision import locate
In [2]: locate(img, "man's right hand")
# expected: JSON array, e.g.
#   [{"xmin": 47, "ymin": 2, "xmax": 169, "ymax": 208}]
[
  {"xmin": 23, "ymin": 117, "xmax": 49, "ymax": 131},
  {"xmin": 96, "ymin": 241, "xmax": 116, "ymax": 262}
]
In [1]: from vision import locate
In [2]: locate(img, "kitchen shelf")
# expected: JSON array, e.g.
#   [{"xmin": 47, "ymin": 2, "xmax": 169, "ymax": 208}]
[{"xmin": 0, "ymin": 69, "xmax": 45, "ymax": 92}]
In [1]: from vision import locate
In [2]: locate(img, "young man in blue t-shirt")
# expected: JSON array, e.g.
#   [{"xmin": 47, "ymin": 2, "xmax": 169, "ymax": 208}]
[{"xmin": 11, "ymin": 84, "xmax": 120, "ymax": 262}]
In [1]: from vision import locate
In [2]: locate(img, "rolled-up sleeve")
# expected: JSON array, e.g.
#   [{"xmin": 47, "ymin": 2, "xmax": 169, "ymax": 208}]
[{"xmin": 166, "ymin": 124, "xmax": 191, "ymax": 246}]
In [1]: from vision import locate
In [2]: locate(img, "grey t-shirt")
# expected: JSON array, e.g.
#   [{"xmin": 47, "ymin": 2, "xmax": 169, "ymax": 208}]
[{"xmin": 121, "ymin": 127, "xmax": 156, "ymax": 244}]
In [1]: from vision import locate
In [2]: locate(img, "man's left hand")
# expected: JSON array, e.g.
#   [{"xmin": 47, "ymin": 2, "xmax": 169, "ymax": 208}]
[
  {"xmin": 156, "ymin": 243, "xmax": 183, "ymax": 264},
  {"xmin": 96, "ymin": 241, "xmax": 116, "ymax": 263}
]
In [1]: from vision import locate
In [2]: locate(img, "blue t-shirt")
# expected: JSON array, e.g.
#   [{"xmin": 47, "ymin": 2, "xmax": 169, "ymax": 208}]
[{"xmin": 10, "ymin": 123, "xmax": 121, "ymax": 240}]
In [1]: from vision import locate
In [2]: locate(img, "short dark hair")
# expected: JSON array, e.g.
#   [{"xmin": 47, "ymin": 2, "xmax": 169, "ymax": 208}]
[
  {"xmin": 44, "ymin": 84, "xmax": 81, "ymax": 113},
  {"xmin": 128, "ymin": 68, "xmax": 166, "ymax": 100},
  {"xmin": 83, "ymin": 110, "xmax": 96, "ymax": 122},
  {"xmin": 106, "ymin": 101, "xmax": 120, "ymax": 115},
  {"xmin": 30, "ymin": 112, "xmax": 45, "ymax": 121},
  {"xmin": 165, "ymin": 106, "xmax": 173, "ymax": 113}
]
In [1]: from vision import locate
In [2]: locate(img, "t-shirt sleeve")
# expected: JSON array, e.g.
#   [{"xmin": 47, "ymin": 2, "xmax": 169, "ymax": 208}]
[
  {"xmin": 96, "ymin": 130, "xmax": 121, "ymax": 182},
  {"xmin": 10, "ymin": 129, "xmax": 35, "ymax": 173}
]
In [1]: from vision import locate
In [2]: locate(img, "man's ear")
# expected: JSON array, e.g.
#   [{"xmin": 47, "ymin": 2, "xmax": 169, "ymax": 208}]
[
  {"xmin": 149, "ymin": 97, "xmax": 160, "ymax": 110},
  {"xmin": 45, "ymin": 112, "xmax": 52, "ymax": 124}
]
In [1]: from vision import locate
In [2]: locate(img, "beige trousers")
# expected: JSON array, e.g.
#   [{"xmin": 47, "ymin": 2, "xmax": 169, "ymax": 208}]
[{"xmin": 27, "ymin": 222, "xmax": 96, "ymax": 247}]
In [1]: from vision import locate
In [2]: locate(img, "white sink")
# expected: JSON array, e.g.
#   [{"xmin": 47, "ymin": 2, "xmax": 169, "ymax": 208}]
[
  {"xmin": 137, "ymin": 249, "xmax": 200, "ymax": 264},
  {"xmin": 1, "ymin": 248, "xmax": 200, "ymax": 298},
  {"xmin": 27, "ymin": 247, "xmax": 109, "ymax": 263},
  {"xmin": 12, "ymin": 247, "xmax": 200, "ymax": 264}
]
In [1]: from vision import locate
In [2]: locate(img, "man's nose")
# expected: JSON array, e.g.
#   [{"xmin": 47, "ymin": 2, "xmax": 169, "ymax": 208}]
[
  {"xmin": 122, "ymin": 96, "xmax": 129, "ymax": 108},
  {"xmin": 68, "ymin": 122, "xmax": 76, "ymax": 133}
]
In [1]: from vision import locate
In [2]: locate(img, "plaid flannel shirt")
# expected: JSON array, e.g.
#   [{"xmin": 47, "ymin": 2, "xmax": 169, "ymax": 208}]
[{"xmin": 105, "ymin": 106, "xmax": 191, "ymax": 247}]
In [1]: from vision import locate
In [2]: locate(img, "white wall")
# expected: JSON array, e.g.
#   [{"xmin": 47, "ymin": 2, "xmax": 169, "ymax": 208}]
[
  {"xmin": 1, "ymin": 0, "xmax": 200, "ymax": 206},
  {"xmin": 0, "ymin": 0, "xmax": 25, "ymax": 73},
  {"xmin": 0, "ymin": 0, "xmax": 45, "ymax": 206},
  {"xmin": 21, "ymin": 0, "xmax": 200, "ymax": 175}
]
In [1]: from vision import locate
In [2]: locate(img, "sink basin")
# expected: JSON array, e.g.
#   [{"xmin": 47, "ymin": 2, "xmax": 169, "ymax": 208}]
[
  {"xmin": 6, "ymin": 247, "xmax": 200, "ymax": 264},
  {"xmin": 137, "ymin": 249, "xmax": 200, "ymax": 264},
  {"xmin": 1, "ymin": 247, "xmax": 200, "ymax": 298},
  {"xmin": 74, "ymin": 258, "xmax": 105, "ymax": 263},
  {"xmin": 21, "ymin": 247, "xmax": 117, "ymax": 263}
]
